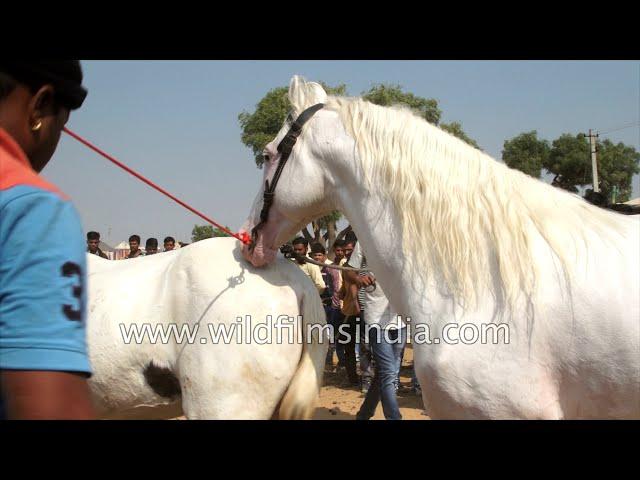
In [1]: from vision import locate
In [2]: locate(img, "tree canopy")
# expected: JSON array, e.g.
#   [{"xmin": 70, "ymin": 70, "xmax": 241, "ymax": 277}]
[
  {"xmin": 502, "ymin": 131, "xmax": 550, "ymax": 179},
  {"xmin": 503, "ymin": 131, "xmax": 639, "ymax": 202},
  {"xmin": 191, "ymin": 225, "xmax": 231, "ymax": 242}
]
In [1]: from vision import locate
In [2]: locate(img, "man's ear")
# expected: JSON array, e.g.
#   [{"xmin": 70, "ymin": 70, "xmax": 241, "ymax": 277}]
[{"xmin": 28, "ymin": 85, "xmax": 57, "ymax": 125}]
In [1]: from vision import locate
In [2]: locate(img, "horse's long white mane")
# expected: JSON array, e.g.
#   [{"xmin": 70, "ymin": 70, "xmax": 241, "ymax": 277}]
[{"xmin": 289, "ymin": 76, "xmax": 630, "ymax": 309}]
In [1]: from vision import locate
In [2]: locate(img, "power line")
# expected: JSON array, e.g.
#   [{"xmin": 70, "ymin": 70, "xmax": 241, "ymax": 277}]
[{"xmin": 597, "ymin": 121, "xmax": 640, "ymax": 136}]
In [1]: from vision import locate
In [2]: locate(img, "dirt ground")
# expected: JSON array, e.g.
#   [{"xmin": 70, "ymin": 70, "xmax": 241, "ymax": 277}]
[{"xmin": 313, "ymin": 344, "xmax": 429, "ymax": 420}]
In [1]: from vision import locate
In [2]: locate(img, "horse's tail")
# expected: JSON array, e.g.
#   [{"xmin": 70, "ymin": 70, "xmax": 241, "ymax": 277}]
[{"xmin": 277, "ymin": 282, "xmax": 328, "ymax": 420}]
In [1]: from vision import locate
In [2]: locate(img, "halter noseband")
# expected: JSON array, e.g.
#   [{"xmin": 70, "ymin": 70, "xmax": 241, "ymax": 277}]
[{"xmin": 250, "ymin": 103, "xmax": 325, "ymax": 248}]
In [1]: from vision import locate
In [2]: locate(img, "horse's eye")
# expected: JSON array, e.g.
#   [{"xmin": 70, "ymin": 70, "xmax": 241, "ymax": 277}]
[{"xmin": 263, "ymin": 154, "xmax": 270, "ymax": 163}]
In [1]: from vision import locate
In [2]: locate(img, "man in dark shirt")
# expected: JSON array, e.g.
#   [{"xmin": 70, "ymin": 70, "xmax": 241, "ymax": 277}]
[
  {"xmin": 86, "ymin": 231, "xmax": 108, "ymax": 259},
  {"xmin": 145, "ymin": 237, "xmax": 158, "ymax": 255},
  {"xmin": 332, "ymin": 239, "xmax": 346, "ymax": 265},
  {"xmin": 126, "ymin": 234, "xmax": 143, "ymax": 259},
  {"xmin": 163, "ymin": 236, "xmax": 175, "ymax": 252}
]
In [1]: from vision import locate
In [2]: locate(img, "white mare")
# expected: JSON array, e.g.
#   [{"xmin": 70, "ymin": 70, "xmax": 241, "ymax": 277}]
[
  {"xmin": 241, "ymin": 76, "xmax": 640, "ymax": 419},
  {"xmin": 87, "ymin": 237, "xmax": 327, "ymax": 419}
]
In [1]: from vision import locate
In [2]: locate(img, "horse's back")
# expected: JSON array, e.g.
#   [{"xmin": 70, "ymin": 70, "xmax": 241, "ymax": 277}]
[
  {"xmin": 87, "ymin": 237, "xmax": 321, "ymax": 419},
  {"xmin": 174, "ymin": 237, "xmax": 306, "ymax": 286},
  {"xmin": 86, "ymin": 252, "xmax": 118, "ymax": 273},
  {"xmin": 168, "ymin": 238, "xmax": 311, "ymax": 345}
]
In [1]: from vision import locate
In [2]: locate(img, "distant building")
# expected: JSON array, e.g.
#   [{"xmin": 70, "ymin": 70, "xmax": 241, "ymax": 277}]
[
  {"xmin": 97, "ymin": 241, "xmax": 116, "ymax": 260},
  {"xmin": 113, "ymin": 241, "xmax": 136, "ymax": 260}
]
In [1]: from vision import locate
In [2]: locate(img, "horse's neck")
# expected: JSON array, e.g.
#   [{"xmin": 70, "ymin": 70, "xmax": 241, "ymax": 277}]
[
  {"xmin": 333, "ymin": 152, "xmax": 505, "ymax": 325},
  {"xmin": 336, "ymin": 182, "xmax": 439, "ymax": 317}
]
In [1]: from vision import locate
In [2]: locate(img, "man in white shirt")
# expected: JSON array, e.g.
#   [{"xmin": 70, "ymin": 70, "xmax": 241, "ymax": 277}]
[{"xmin": 344, "ymin": 240, "xmax": 407, "ymax": 420}]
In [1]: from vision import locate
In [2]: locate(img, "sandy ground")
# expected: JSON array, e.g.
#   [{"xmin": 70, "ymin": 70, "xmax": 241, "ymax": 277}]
[{"xmin": 313, "ymin": 345, "xmax": 429, "ymax": 420}]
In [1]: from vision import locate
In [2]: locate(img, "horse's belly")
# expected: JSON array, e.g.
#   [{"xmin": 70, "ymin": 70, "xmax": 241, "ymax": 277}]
[{"xmin": 87, "ymin": 264, "xmax": 181, "ymax": 415}]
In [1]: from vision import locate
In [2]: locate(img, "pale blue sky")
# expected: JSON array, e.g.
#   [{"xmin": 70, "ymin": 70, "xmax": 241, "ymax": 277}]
[{"xmin": 43, "ymin": 61, "xmax": 640, "ymax": 247}]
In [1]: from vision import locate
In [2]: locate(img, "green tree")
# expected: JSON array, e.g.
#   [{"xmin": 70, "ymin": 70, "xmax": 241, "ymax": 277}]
[
  {"xmin": 238, "ymin": 83, "xmax": 347, "ymax": 168},
  {"xmin": 502, "ymin": 131, "xmax": 550, "ymax": 178},
  {"xmin": 441, "ymin": 121, "xmax": 480, "ymax": 149},
  {"xmin": 362, "ymin": 83, "xmax": 442, "ymax": 124},
  {"xmin": 212, "ymin": 227, "xmax": 232, "ymax": 238},
  {"xmin": 191, "ymin": 225, "xmax": 214, "ymax": 242},
  {"xmin": 502, "ymin": 131, "xmax": 639, "ymax": 203},
  {"xmin": 595, "ymin": 139, "xmax": 640, "ymax": 202},
  {"xmin": 238, "ymin": 87, "xmax": 289, "ymax": 169},
  {"xmin": 300, "ymin": 211, "xmax": 343, "ymax": 249},
  {"xmin": 362, "ymin": 84, "xmax": 479, "ymax": 148},
  {"xmin": 191, "ymin": 225, "xmax": 231, "ymax": 242},
  {"xmin": 544, "ymin": 133, "xmax": 590, "ymax": 193}
]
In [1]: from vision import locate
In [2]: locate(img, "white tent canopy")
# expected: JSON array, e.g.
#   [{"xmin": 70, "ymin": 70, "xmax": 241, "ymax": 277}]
[{"xmin": 114, "ymin": 241, "xmax": 130, "ymax": 250}]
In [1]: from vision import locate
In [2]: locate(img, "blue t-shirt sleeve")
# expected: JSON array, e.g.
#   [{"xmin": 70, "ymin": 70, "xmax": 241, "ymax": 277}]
[{"xmin": 0, "ymin": 189, "xmax": 91, "ymax": 374}]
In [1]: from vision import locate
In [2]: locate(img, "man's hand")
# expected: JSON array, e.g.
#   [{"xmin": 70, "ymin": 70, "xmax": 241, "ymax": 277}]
[
  {"xmin": 355, "ymin": 274, "xmax": 376, "ymax": 289},
  {"xmin": 344, "ymin": 270, "xmax": 376, "ymax": 289},
  {"xmin": 1, "ymin": 370, "xmax": 96, "ymax": 419}
]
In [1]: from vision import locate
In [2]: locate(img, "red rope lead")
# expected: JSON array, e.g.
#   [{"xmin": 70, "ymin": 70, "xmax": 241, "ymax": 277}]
[{"xmin": 62, "ymin": 127, "xmax": 251, "ymax": 246}]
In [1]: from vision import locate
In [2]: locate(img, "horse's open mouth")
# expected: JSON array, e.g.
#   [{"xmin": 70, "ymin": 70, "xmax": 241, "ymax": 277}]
[
  {"xmin": 240, "ymin": 208, "xmax": 302, "ymax": 267},
  {"xmin": 240, "ymin": 231, "xmax": 278, "ymax": 267}
]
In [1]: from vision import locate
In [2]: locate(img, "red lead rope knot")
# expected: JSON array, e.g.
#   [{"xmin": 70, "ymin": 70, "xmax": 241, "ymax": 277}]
[{"xmin": 239, "ymin": 231, "xmax": 251, "ymax": 246}]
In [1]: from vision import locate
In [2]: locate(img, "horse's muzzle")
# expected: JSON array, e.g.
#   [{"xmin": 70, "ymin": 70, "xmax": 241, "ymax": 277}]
[{"xmin": 240, "ymin": 227, "xmax": 277, "ymax": 267}]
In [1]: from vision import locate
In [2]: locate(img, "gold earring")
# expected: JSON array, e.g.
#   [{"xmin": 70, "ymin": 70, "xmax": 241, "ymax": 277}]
[{"xmin": 31, "ymin": 120, "xmax": 42, "ymax": 131}]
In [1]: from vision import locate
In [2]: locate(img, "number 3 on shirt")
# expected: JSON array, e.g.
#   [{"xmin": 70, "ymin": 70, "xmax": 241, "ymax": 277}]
[{"xmin": 61, "ymin": 261, "xmax": 82, "ymax": 321}]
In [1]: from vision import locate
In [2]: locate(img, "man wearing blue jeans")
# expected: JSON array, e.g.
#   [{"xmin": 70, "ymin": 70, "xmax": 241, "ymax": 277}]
[
  {"xmin": 357, "ymin": 323, "xmax": 407, "ymax": 420},
  {"xmin": 345, "ymin": 240, "xmax": 407, "ymax": 420}
]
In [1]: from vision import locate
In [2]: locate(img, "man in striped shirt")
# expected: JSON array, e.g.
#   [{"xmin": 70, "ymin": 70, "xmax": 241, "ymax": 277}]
[
  {"xmin": 344, "ymin": 239, "xmax": 407, "ymax": 420},
  {"xmin": 349, "ymin": 237, "xmax": 374, "ymax": 394}
]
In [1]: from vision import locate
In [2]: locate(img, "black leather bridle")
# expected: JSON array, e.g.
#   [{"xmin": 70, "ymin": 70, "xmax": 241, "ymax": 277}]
[
  {"xmin": 248, "ymin": 101, "xmax": 372, "ymax": 276},
  {"xmin": 250, "ymin": 103, "xmax": 325, "ymax": 248}
]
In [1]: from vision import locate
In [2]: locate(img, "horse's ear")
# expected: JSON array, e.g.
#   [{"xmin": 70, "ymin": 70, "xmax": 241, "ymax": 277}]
[
  {"xmin": 307, "ymin": 81, "xmax": 328, "ymax": 104},
  {"xmin": 289, "ymin": 75, "xmax": 307, "ymax": 111},
  {"xmin": 289, "ymin": 75, "xmax": 327, "ymax": 111},
  {"xmin": 289, "ymin": 75, "xmax": 304, "ymax": 93}
]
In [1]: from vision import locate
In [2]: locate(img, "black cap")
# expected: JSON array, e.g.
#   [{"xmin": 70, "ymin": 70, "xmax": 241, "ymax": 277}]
[{"xmin": 0, "ymin": 60, "xmax": 88, "ymax": 110}]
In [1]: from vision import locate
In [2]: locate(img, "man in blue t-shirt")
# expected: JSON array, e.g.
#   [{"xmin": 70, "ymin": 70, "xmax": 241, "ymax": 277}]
[{"xmin": 0, "ymin": 61, "xmax": 95, "ymax": 419}]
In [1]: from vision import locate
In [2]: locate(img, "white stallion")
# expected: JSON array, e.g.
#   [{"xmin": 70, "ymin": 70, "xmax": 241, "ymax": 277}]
[
  {"xmin": 87, "ymin": 237, "xmax": 327, "ymax": 419},
  {"xmin": 241, "ymin": 76, "xmax": 640, "ymax": 419}
]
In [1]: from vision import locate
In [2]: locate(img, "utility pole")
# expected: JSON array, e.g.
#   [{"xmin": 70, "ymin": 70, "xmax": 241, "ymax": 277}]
[{"xmin": 588, "ymin": 129, "xmax": 600, "ymax": 193}]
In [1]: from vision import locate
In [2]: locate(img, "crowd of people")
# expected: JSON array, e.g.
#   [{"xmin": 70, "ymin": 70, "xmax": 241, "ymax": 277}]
[
  {"xmin": 86, "ymin": 231, "xmax": 187, "ymax": 259},
  {"xmin": 288, "ymin": 234, "xmax": 421, "ymax": 421}
]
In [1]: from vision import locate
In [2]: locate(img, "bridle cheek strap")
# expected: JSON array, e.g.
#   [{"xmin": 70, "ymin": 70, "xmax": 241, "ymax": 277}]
[{"xmin": 250, "ymin": 103, "xmax": 325, "ymax": 248}]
